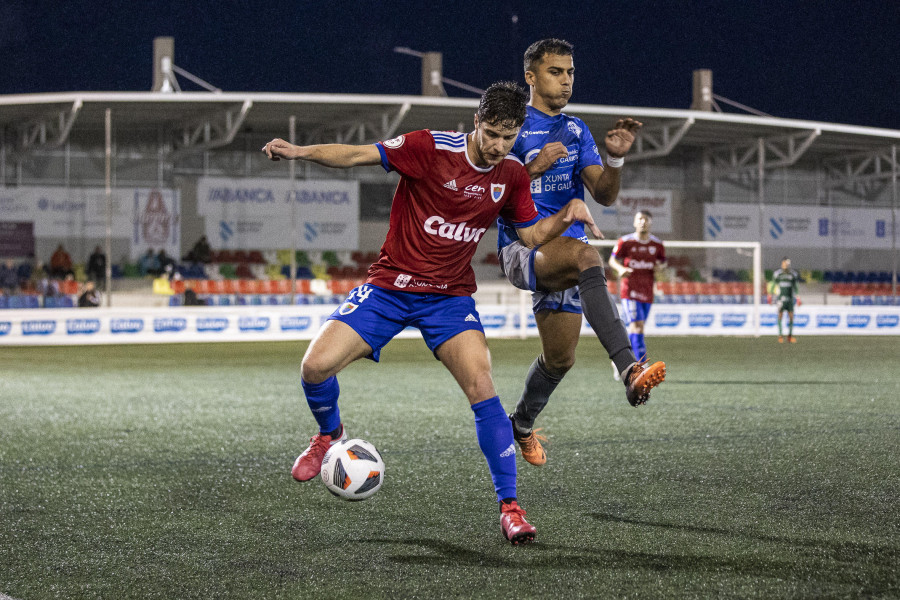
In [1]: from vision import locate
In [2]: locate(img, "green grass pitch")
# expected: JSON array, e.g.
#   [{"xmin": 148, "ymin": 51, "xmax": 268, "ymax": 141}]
[{"xmin": 1, "ymin": 336, "xmax": 898, "ymax": 599}]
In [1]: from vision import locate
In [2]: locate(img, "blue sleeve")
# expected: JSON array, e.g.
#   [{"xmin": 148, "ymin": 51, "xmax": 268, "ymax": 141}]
[{"xmin": 576, "ymin": 120, "xmax": 604, "ymax": 174}]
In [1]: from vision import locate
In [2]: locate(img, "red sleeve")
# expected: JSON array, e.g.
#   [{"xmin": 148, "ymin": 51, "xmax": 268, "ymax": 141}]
[
  {"xmin": 657, "ymin": 243, "xmax": 666, "ymax": 264},
  {"xmin": 499, "ymin": 163, "xmax": 539, "ymax": 227},
  {"xmin": 376, "ymin": 130, "xmax": 433, "ymax": 180}
]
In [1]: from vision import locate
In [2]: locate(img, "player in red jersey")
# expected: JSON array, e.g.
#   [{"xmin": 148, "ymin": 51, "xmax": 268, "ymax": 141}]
[
  {"xmin": 263, "ymin": 82, "xmax": 601, "ymax": 545},
  {"xmin": 609, "ymin": 210, "xmax": 667, "ymax": 370}
]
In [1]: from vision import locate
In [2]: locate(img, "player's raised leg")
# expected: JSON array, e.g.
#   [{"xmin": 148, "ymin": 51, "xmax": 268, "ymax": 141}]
[
  {"xmin": 437, "ymin": 329, "xmax": 536, "ymax": 544},
  {"xmin": 534, "ymin": 237, "xmax": 665, "ymax": 405},
  {"xmin": 292, "ymin": 319, "xmax": 372, "ymax": 481},
  {"xmin": 510, "ymin": 309, "xmax": 581, "ymax": 465}
]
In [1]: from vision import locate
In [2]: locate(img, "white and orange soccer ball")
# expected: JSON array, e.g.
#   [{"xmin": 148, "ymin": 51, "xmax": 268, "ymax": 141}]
[{"xmin": 320, "ymin": 438, "xmax": 385, "ymax": 501}]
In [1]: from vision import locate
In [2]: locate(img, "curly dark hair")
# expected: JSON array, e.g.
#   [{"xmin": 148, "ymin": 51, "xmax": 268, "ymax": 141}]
[
  {"xmin": 476, "ymin": 81, "xmax": 528, "ymax": 129},
  {"xmin": 524, "ymin": 38, "xmax": 574, "ymax": 72}
]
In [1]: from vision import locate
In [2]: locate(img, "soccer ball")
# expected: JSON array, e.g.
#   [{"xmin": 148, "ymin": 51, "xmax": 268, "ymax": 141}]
[{"xmin": 320, "ymin": 438, "xmax": 385, "ymax": 501}]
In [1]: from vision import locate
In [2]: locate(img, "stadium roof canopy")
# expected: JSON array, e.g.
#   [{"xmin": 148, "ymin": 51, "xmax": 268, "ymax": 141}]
[{"xmin": 1, "ymin": 91, "xmax": 898, "ymax": 190}]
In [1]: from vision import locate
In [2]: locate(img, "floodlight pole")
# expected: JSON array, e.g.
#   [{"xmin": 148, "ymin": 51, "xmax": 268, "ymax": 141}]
[
  {"xmin": 104, "ymin": 108, "xmax": 112, "ymax": 307},
  {"xmin": 289, "ymin": 116, "xmax": 297, "ymax": 306},
  {"xmin": 893, "ymin": 144, "xmax": 898, "ymax": 296}
]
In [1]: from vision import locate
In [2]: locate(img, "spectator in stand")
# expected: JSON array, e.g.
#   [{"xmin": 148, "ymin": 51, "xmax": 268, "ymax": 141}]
[
  {"xmin": 183, "ymin": 281, "xmax": 206, "ymax": 306},
  {"xmin": 86, "ymin": 246, "xmax": 107, "ymax": 284},
  {"xmin": 30, "ymin": 262, "xmax": 53, "ymax": 297},
  {"xmin": 185, "ymin": 235, "xmax": 212, "ymax": 263},
  {"xmin": 49, "ymin": 244, "xmax": 74, "ymax": 279},
  {"xmin": 77, "ymin": 280, "xmax": 101, "ymax": 307},
  {"xmin": 139, "ymin": 248, "xmax": 160, "ymax": 277},
  {"xmin": 16, "ymin": 260, "xmax": 33, "ymax": 288},
  {"xmin": 0, "ymin": 259, "xmax": 18, "ymax": 295},
  {"xmin": 157, "ymin": 249, "xmax": 176, "ymax": 278}
]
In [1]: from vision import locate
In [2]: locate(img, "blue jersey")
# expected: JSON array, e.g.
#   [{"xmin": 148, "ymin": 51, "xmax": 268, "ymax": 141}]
[{"xmin": 497, "ymin": 105, "xmax": 605, "ymax": 249}]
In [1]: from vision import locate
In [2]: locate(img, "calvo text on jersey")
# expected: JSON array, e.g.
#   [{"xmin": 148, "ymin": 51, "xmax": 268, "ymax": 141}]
[{"xmin": 423, "ymin": 216, "xmax": 487, "ymax": 243}]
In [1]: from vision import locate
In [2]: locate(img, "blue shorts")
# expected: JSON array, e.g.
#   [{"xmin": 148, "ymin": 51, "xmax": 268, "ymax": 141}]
[
  {"xmin": 620, "ymin": 299, "xmax": 652, "ymax": 324},
  {"xmin": 327, "ymin": 284, "xmax": 485, "ymax": 362},
  {"xmin": 499, "ymin": 240, "xmax": 583, "ymax": 315}
]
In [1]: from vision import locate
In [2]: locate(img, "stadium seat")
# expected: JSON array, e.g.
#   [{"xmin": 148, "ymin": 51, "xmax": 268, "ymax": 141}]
[
  {"xmin": 169, "ymin": 296, "xmax": 183, "ymax": 306},
  {"xmin": 219, "ymin": 264, "xmax": 237, "ymax": 279},
  {"xmin": 235, "ymin": 263, "xmax": 253, "ymax": 279},
  {"xmin": 59, "ymin": 296, "xmax": 75, "ymax": 308}
]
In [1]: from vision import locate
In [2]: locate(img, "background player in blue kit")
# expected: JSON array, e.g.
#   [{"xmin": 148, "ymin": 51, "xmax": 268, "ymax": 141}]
[
  {"xmin": 263, "ymin": 82, "xmax": 602, "ymax": 544},
  {"xmin": 498, "ymin": 39, "xmax": 666, "ymax": 465}
]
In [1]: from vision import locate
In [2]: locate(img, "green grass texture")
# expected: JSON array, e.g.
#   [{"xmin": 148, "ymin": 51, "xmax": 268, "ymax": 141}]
[{"xmin": 1, "ymin": 336, "xmax": 898, "ymax": 599}]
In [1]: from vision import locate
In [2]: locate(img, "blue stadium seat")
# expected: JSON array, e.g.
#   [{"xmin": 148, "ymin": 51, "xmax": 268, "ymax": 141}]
[
  {"xmin": 169, "ymin": 296, "xmax": 183, "ymax": 306},
  {"xmin": 43, "ymin": 296, "xmax": 59, "ymax": 308},
  {"xmin": 0, "ymin": 296, "xmax": 8, "ymax": 309},
  {"xmin": 59, "ymin": 296, "xmax": 75, "ymax": 308}
]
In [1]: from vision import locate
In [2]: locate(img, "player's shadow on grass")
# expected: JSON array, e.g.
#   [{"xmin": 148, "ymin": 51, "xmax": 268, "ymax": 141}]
[
  {"xmin": 357, "ymin": 536, "xmax": 879, "ymax": 585},
  {"xmin": 589, "ymin": 512, "xmax": 899, "ymax": 569}
]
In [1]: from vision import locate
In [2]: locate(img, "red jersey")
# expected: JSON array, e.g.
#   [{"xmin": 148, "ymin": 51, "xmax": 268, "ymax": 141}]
[
  {"xmin": 611, "ymin": 233, "xmax": 666, "ymax": 303},
  {"xmin": 369, "ymin": 129, "xmax": 539, "ymax": 296}
]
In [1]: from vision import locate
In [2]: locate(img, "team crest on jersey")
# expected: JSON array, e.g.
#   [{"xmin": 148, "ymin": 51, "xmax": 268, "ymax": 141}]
[
  {"xmin": 383, "ymin": 135, "xmax": 405, "ymax": 149},
  {"xmin": 338, "ymin": 302, "xmax": 359, "ymax": 315},
  {"xmin": 567, "ymin": 121, "xmax": 582, "ymax": 138},
  {"xmin": 394, "ymin": 273, "xmax": 412, "ymax": 288},
  {"xmin": 490, "ymin": 183, "xmax": 506, "ymax": 203},
  {"xmin": 649, "ymin": 246, "xmax": 656, "ymax": 254}
]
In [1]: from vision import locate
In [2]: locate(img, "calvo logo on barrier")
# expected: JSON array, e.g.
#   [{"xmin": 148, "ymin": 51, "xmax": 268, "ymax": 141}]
[
  {"xmin": 846, "ymin": 315, "xmax": 870, "ymax": 328},
  {"xmin": 154, "ymin": 318, "xmax": 187, "ymax": 333},
  {"xmin": 66, "ymin": 319, "xmax": 101, "ymax": 335},
  {"xmin": 111, "ymin": 319, "xmax": 144, "ymax": 334},
  {"xmin": 655, "ymin": 313, "xmax": 681, "ymax": 327},
  {"xmin": 688, "ymin": 313, "xmax": 715, "ymax": 327},
  {"xmin": 22, "ymin": 320, "xmax": 56, "ymax": 335},
  {"xmin": 197, "ymin": 317, "xmax": 229, "ymax": 332},
  {"xmin": 876, "ymin": 315, "xmax": 899, "ymax": 328},
  {"xmin": 239, "ymin": 316, "xmax": 270, "ymax": 332}
]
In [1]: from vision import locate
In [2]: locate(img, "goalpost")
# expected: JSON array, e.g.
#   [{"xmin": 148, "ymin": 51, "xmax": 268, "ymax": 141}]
[{"xmin": 514, "ymin": 239, "xmax": 763, "ymax": 338}]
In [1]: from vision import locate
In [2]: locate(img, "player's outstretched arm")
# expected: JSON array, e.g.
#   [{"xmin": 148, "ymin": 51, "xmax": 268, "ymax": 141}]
[
  {"xmin": 581, "ymin": 118, "xmax": 643, "ymax": 206},
  {"xmin": 262, "ymin": 139, "xmax": 381, "ymax": 168},
  {"xmin": 516, "ymin": 199, "xmax": 602, "ymax": 248}
]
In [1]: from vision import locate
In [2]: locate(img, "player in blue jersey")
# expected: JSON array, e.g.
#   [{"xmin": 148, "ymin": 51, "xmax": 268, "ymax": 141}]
[{"xmin": 498, "ymin": 39, "xmax": 666, "ymax": 465}]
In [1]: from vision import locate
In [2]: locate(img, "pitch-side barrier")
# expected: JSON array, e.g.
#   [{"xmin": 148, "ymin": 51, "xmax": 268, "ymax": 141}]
[{"xmin": 1, "ymin": 302, "xmax": 898, "ymax": 346}]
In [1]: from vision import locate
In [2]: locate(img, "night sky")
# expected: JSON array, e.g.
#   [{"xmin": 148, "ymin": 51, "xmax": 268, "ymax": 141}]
[{"xmin": 1, "ymin": 1, "xmax": 897, "ymax": 129}]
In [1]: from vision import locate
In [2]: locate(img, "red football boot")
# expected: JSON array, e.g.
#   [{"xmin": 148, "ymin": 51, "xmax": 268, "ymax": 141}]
[
  {"xmin": 500, "ymin": 501, "xmax": 536, "ymax": 545},
  {"xmin": 291, "ymin": 425, "xmax": 346, "ymax": 482}
]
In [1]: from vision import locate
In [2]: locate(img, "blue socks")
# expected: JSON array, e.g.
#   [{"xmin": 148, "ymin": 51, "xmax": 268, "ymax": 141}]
[
  {"xmin": 471, "ymin": 396, "xmax": 517, "ymax": 502},
  {"xmin": 302, "ymin": 376, "xmax": 342, "ymax": 434},
  {"xmin": 629, "ymin": 333, "xmax": 646, "ymax": 361}
]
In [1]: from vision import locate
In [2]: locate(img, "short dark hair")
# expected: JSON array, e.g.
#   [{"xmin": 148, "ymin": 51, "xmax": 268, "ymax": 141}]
[
  {"xmin": 524, "ymin": 38, "xmax": 574, "ymax": 72},
  {"xmin": 636, "ymin": 209, "xmax": 653, "ymax": 219},
  {"xmin": 476, "ymin": 81, "xmax": 528, "ymax": 129}
]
